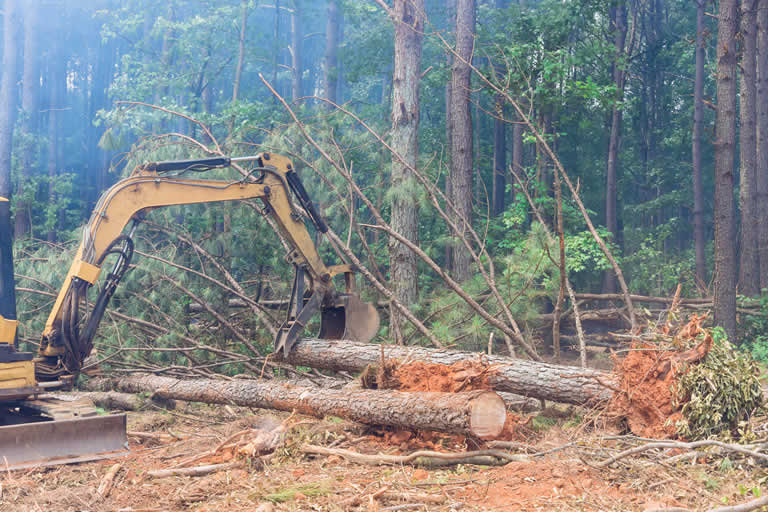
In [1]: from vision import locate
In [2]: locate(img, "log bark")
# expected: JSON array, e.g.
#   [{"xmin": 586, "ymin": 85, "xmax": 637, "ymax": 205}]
[
  {"xmin": 283, "ymin": 338, "xmax": 614, "ymax": 405},
  {"xmin": 88, "ymin": 374, "xmax": 507, "ymax": 439},
  {"xmin": 53, "ymin": 391, "xmax": 176, "ymax": 411}
]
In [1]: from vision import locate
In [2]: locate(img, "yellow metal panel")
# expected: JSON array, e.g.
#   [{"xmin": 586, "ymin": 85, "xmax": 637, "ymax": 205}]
[
  {"xmin": 72, "ymin": 259, "xmax": 102, "ymax": 285},
  {"xmin": 0, "ymin": 316, "xmax": 18, "ymax": 344},
  {"xmin": 0, "ymin": 361, "xmax": 36, "ymax": 388}
]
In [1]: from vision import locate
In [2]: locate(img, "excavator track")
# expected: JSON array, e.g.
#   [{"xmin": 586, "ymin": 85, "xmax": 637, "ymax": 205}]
[{"xmin": 0, "ymin": 394, "xmax": 128, "ymax": 469}]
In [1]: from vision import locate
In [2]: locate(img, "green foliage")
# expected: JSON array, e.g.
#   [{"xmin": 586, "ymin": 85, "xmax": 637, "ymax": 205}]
[
  {"xmin": 738, "ymin": 292, "xmax": 768, "ymax": 364},
  {"xmin": 675, "ymin": 328, "xmax": 763, "ymax": 440}
]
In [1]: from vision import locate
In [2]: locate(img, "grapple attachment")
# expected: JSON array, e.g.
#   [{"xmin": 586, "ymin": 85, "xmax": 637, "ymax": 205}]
[
  {"xmin": 274, "ymin": 267, "xmax": 380, "ymax": 356},
  {"xmin": 319, "ymin": 294, "xmax": 380, "ymax": 342}
]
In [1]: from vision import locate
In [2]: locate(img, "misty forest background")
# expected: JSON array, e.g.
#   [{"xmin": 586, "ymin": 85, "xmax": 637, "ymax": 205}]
[{"xmin": 0, "ymin": 0, "xmax": 763, "ymax": 375}]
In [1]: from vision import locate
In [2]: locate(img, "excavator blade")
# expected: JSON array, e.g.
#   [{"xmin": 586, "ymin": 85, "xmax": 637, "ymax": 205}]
[
  {"xmin": 0, "ymin": 413, "xmax": 128, "ymax": 469},
  {"xmin": 319, "ymin": 294, "xmax": 380, "ymax": 343}
]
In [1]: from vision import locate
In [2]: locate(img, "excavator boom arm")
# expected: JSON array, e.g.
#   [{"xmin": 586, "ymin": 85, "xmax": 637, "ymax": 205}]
[{"xmin": 35, "ymin": 153, "xmax": 377, "ymax": 377}]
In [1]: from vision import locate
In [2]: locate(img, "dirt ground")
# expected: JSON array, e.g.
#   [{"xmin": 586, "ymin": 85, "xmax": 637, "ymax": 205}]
[{"xmin": 2, "ymin": 403, "xmax": 765, "ymax": 512}]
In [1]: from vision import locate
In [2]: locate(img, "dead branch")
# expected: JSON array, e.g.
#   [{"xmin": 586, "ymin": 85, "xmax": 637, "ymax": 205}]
[
  {"xmin": 147, "ymin": 461, "xmax": 242, "ymax": 479},
  {"xmin": 595, "ymin": 439, "xmax": 768, "ymax": 468},
  {"xmin": 301, "ymin": 444, "xmax": 529, "ymax": 466}
]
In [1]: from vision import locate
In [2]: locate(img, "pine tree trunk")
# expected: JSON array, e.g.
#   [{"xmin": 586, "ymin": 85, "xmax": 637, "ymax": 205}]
[
  {"xmin": 46, "ymin": 38, "xmax": 64, "ymax": 243},
  {"xmin": 602, "ymin": 2, "xmax": 627, "ymax": 294},
  {"xmin": 693, "ymin": 0, "xmax": 707, "ymax": 286},
  {"xmin": 757, "ymin": 0, "xmax": 768, "ymax": 290},
  {"xmin": 739, "ymin": 0, "xmax": 759, "ymax": 296},
  {"xmin": 389, "ymin": 0, "xmax": 424, "ymax": 340},
  {"xmin": 444, "ymin": 0, "xmax": 456, "ymax": 270},
  {"xmin": 88, "ymin": 374, "xmax": 508, "ymax": 439},
  {"xmin": 233, "ymin": 0, "xmax": 248, "ymax": 105},
  {"xmin": 449, "ymin": 0, "xmax": 475, "ymax": 282},
  {"xmin": 713, "ymin": 0, "xmax": 739, "ymax": 338},
  {"xmin": 14, "ymin": 1, "xmax": 39, "ymax": 239},
  {"xmin": 0, "ymin": 0, "xmax": 19, "ymax": 321},
  {"xmin": 323, "ymin": 0, "xmax": 339, "ymax": 106},
  {"xmin": 281, "ymin": 338, "xmax": 614, "ymax": 405},
  {"xmin": 511, "ymin": 116, "xmax": 523, "ymax": 204},
  {"xmin": 291, "ymin": 2, "xmax": 303, "ymax": 102},
  {"xmin": 491, "ymin": 0, "xmax": 509, "ymax": 217},
  {"xmin": 492, "ymin": 94, "xmax": 506, "ymax": 216}
]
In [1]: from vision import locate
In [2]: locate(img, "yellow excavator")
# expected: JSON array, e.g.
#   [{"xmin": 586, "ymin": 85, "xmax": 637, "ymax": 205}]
[{"xmin": 0, "ymin": 152, "xmax": 379, "ymax": 468}]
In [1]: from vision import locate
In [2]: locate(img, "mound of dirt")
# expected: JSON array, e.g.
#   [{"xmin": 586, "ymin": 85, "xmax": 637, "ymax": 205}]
[
  {"xmin": 610, "ymin": 343, "xmax": 682, "ymax": 438},
  {"xmin": 609, "ymin": 315, "xmax": 713, "ymax": 438}
]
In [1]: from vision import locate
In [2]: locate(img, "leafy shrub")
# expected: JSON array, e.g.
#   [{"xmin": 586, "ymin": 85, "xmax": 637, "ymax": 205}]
[{"xmin": 675, "ymin": 328, "xmax": 763, "ymax": 440}]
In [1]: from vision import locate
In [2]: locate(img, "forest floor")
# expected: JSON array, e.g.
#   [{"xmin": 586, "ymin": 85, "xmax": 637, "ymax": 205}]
[{"xmin": 3, "ymin": 399, "xmax": 765, "ymax": 512}]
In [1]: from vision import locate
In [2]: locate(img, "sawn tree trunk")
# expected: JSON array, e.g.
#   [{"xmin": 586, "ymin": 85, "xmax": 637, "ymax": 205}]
[
  {"xmin": 87, "ymin": 374, "xmax": 508, "ymax": 439},
  {"xmin": 281, "ymin": 338, "xmax": 614, "ymax": 405}
]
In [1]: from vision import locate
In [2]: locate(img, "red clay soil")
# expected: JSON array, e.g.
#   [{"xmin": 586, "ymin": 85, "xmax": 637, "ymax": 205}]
[
  {"xmin": 390, "ymin": 360, "xmax": 495, "ymax": 392},
  {"xmin": 609, "ymin": 315, "xmax": 712, "ymax": 438}
]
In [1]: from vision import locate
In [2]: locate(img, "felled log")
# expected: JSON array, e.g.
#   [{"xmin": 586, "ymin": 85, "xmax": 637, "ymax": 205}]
[
  {"xmin": 50, "ymin": 391, "xmax": 176, "ymax": 411},
  {"xmin": 281, "ymin": 338, "xmax": 615, "ymax": 405},
  {"xmin": 87, "ymin": 374, "xmax": 508, "ymax": 439}
]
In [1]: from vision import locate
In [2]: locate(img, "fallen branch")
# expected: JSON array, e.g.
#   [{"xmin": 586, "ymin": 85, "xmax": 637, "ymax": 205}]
[
  {"xmin": 709, "ymin": 495, "xmax": 768, "ymax": 512},
  {"xmin": 97, "ymin": 463, "xmax": 121, "ymax": 498},
  {"xmin": 147, "ymin": 461, "xmax": 241, "ymax": 479},
  {"xmin": 301, "ymin": 444, "xmax": 529, "ymax": 466},
  {"xmin": 596, "ymin": 439, "xmax": 768, "ymax": 468}
]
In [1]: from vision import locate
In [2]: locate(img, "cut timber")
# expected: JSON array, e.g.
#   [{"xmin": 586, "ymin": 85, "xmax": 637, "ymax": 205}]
[
  {"xmin": 281, "ymin": 338, "xmax": 615, "ymax": 405},
  {"xmin": 88, "ymin": 374, "xmax": 508, "ymax": 439}
]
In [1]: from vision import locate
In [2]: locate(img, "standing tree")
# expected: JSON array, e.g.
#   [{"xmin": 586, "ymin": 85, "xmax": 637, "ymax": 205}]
[
  {"xmin": 449, "ymin": 0, "xmax": 475, "ymax": 282},
  {"xmin": 490, "ymin": 0, "xmax": 508, "ymax": 217},
  {"xmin": 15, "ymin": 1, "xmax": 40, "ymax": 239},
  {"xmin": 757, "ymin": 0, "xmax": 768, "ymax": 290},
  {"xmin": 602, "ymin": 0, "xmax": 628, "ymax": 294},
  {"xmin": 388, "ymin": 0, "xmax": 424, "ymax": 341},
  {"xmin": 0, "ymin": 0, "xmax": 19, "ymax": 322},
  {"xmin": 323, "ymin": 0, "xmax": 339, "ymax": 106},
  {"xmin": 291, "ymin": 0, "xmax": 303, "ymax": 101},
  {"xmin": 713, "ymin": 0, "xmax": 739, "ymax": 338},
  {"xmin": 739, "ymin": 0, "xmax": 759, "ymax": 296},
  {"xmin": 693, "ymin": 0, "xmax": 707, "ymax": 286}
]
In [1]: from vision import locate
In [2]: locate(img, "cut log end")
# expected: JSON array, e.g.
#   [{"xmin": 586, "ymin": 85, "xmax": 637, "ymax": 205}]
[{"xmin": 469, "ymin": 392, "xmax": 507, "ymax": 439}]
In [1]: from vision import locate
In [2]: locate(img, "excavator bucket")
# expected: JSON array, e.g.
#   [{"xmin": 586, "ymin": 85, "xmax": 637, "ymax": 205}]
[
  {"xmin": 0, "ymin": 396, "xmax": 128, "ymax": 469},
  {"xmin": 319, "ymin": 294, "xmax": 380, "ymax": 343}
]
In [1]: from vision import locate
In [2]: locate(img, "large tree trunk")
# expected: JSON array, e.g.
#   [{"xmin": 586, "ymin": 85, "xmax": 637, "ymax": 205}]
[
  {"xmin": 602, "ymin": 1, "xmax": 627, "ymax": 294},
  {"xmin": 444, "ymin": 0, "xmax": 456, "ymax": 269},
  {"xmin": 0, "ymin": 0, "xmax": 20, "ymax": 322},
  {"xmin": 757, "ymin": 0, "xmax": 768, "ymax": 291},
  {"xmin": 739, "ymin": 0, "xmax": 759, "ymax": 296},
  {"xmin": 448, "ymin": 0, "xmax": 475, "ymax": 282},
  {"xmin": 693, "ymin": 0, "xmax": 707, "ymax": 286},
  {"xmin": 713, "ymin": 0, "xmax": 739, "ymax": 338},
  {"xmin": 87, "ymin": 374, "xmax": 507, "ymax": 439},
  {"xmin": 15, "ymin": 1, "xmax": 39, "ymax": 239},
  {"xmin": 322, "ymin": 0, "xmax": 339, "ymax": 106},
  {"xmin": 281, "ymin": 338, "xmax": 613, "ymax": 405},
  {"xmin": 389, "ymin": 0, "xmax": 424, "ymax": 342}
]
